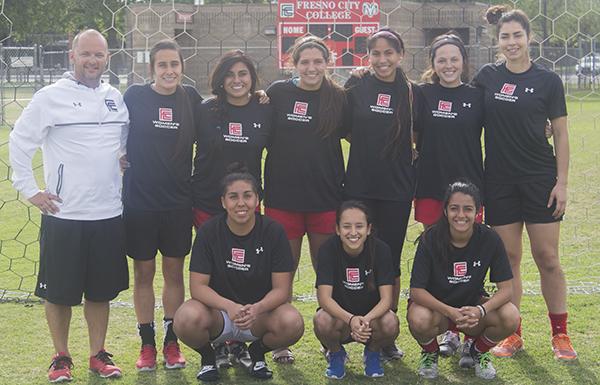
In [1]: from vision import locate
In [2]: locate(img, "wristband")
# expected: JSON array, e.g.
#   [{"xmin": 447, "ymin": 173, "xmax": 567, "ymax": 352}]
[
  {"xmin": 476, "ymin": 305, "xmax": 487, "ymax": 318},
  {"xmin": 348, "ymin": 315, "xmax": 357, "ymax": 326}
]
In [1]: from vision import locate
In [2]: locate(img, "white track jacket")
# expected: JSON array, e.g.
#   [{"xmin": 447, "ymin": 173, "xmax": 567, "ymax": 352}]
[{"xmin": 9, "ymin": 73, "xmax": 129, "ymax": 220}]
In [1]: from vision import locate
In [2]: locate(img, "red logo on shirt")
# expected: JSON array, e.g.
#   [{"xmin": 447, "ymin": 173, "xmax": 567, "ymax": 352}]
[
  {"xmin": 346, "ymin": 268, "xmax": 360, "ymax": 283},
  {"xmin": 228, "ymin": 122, "xmax": 242, "ymax": 136},
  {"xmin": 500, "ymin": 83, "xmax": 517, "ymax": 96},
  {"xmin": 231, "ymin": 248, "xmax": 245, "ymax": 264},
  {"xmin": 293, "ymin": 101, "xmax": 308, "ymax": 115},
  {"xmin": 377, "ymin": 93, "xmax": 391, "ymax": 107},
  {"xmin": 159, "ymin": 108, "xmax": 173, "ymax": 122},
  {"xmin": 453, "ymin": 262, "xmax": 467, "ymax": 277},
  {"xmin": 438, "ymin": 100, "xmax": 453, "ymax": 112}
]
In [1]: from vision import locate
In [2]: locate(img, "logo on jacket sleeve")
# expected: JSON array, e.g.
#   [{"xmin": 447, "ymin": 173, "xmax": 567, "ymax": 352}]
[
  {"xmin": 228, "ymin": 122, "xmax": 242, "ymax": 136},
  {"xmin": 500, "ymin": 83, "xmax": 516, "ymax": 96},
  {"xmin": 293, "ymin": 101, "xmax": 308, "ymax": 116},
  {"xmin": 453, "ymin": 262, "xmax": 467, "ymax": 277},
  {"xmin": 231, "ymin": 248, "xmax": 245, "ymax": 263},
  {"xmin": 105, "ymin": 99, "xmax": 118, "ymax": 112},
  {"xmin": 377, "ymin": 93, "xmax": 391, "ymax": 107},
  {"xmin": 438, "ymin": 100, "xmax": 452, "ymax": 112},
  {"xmin": 159, "ymin": 108, "xmax": 173, "ymax": 122}
]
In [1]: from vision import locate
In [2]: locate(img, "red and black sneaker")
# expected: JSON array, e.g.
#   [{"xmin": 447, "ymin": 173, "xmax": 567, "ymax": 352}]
[
  {"xmin": 163, "ymin": 341, "xmax": 186, "ymax": 369},
  {"xmin": 89, "ymin": 349, "xmax": 122, "ymax": 378},
  {"xmin": 48, "ymin": 353, "xmax": 73, "ymax": 383}
]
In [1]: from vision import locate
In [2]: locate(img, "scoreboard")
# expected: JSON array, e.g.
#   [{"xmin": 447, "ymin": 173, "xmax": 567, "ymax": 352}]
[{"xmin": 277, "ymin": 0, "xmax": 381, "ymax": 69}]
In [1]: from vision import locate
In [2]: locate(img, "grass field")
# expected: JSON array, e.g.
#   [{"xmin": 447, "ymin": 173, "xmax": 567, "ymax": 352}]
[{"xmin": 0, "ymin": 89, "xmax": 599, "ymax": 384}]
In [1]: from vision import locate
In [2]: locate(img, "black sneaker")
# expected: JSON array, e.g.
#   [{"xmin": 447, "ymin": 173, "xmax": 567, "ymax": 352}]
[
  {"xmin": 249, "ymin": 360, "xmax": 273, "ymax": 380},
  {"xmin": 196, "ymin": 365, "xmax": 219, "ymax": 382}
]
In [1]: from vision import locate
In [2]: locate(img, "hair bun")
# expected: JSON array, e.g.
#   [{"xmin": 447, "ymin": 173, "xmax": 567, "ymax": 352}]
[
  {"xmin": 485, "ymin": 5, "xmax": 508, "ymax": 25},
  {"xmin": 225, "ymin": 161, "xmax": 249, "ymax": 174}
]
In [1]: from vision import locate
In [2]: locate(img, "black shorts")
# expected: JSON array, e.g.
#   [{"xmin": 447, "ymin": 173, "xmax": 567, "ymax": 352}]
[
  {"xmin": 347, "ymin": 197, "xmax": 412, "ymax": 277},
  {"xmin": 485, "ymin": 177, "xmax": 563, "ymax": 226},
  {"xmin": 35, "ymin": 215, "xmax": 129, "ymax": 306},
  {"xmin": 124, "ymin": 207, "xmax": 192, "ymax": 260}
]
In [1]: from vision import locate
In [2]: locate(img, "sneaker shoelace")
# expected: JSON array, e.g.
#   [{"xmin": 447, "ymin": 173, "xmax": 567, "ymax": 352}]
[
  {"xmin": 50, "ymin": 356, "xmax": 73, "ymax": 370},
  {"xmin": 554, "ymin": 335, "xmax": 574, "ymax": 351},
  {"xmin": 95, "ymin": 351, "xmax": 115, "ymax": 365},
  {"xmin": 478, "ymin": 351, "xmax": 493, "ymax": 368},
  {"xmin": 164, "ymin": 342, "xmax": 180, "ymax": 355},
  {"xmin": 419, "ymin": 352, "xmax": 436, "ymax": 368}
]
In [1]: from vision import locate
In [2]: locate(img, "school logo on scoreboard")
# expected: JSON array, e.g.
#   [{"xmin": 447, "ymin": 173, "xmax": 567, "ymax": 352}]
[
  {"xmin": 453, "ymin": 262, "xmax": 467, "ymax": 277},
  {"xmin": 228, "ymin": 122, "xmax": 242, "ymax": 136},
  {"xmin": 293, "ymin": 101, "xmax": 308, "ymax": 116},
  {"xmin": 500, "ymin": 83, "xmax": 517, "ymax": 96},
  {"xmin": 159, "ymin": 108, "xmax": 173, "ymax": 122},
  {"xmin": 346, "ymin": 268, "xmax": 360, "ymax": 283},
  {"xmin": 231, "ymin": 248, "xmax": 245, "ymax": 264},
  {"xmin": 438, "ymin": 100, "xmax": 452, "ymax": 112},
  {"xmin": 376, "ymin": 93, "xmax": 391, "ymax": 107}
]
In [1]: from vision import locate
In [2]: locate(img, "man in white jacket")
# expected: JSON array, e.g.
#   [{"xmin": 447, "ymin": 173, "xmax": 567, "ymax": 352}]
[{"xmin": 9, "ymin": 29, "xmax": 129, "ymax": 383}]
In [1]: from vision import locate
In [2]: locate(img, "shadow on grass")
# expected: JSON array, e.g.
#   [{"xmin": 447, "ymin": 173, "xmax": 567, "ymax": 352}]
[
  {"xmin": 135, "ymin": 370, "xmax": 158, "ymax": 385},
  {"xmin": 164, "ymin": 368, "xmax": 190, "ymax": 385},
  {"xmin": 566, "ymin": 360, "xmax": 598, "ymax": 384},
  {"xmin": 513, "ymin": 351, "xmax": 559, "ymax": 384}
]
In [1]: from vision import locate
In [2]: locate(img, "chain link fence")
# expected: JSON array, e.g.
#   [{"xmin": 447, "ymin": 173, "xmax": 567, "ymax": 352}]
[{"xmin": 0, "ymin": 0, "xmax": 598, "ymax": 302}]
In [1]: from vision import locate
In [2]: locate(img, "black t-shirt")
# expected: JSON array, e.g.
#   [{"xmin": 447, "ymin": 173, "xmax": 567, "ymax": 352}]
[
  {"xmin": 190, "ymin": 214, "xmax": 294, "ymax": 305},
  {"xmin": 415, "ymin": 83, "xmax": 484, "ymax": 201},
  {"xmin": 192, "ymin": 97, "xmax": 273, "ymax": 214},
  {"xmin": 344, "ymin": 72, "xmax": 423, "ymax": 201},
  {"xmin": 264, "ymin": 79, "xmax": 345, "ymax": 211},
  {"xmin": 123, "ymin": 84, "xmax": 202, "ymax": 210},
  {"xmin": 410, "ymin": 223, "xmax": 513, "ymax": 308},
  {"xmin": 472, "ymin": 62, "xmax": 567, "ymax": 183},
  {"xmin": 316, "ymin": 235, "xmax": 395, "ymax": 316}
]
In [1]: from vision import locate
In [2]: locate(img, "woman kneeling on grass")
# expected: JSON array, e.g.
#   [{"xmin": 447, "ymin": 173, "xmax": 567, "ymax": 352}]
[
  {"xmin": 408, "ymin": 181, "xmax": 519, "ymax": 380},
  {"xmin": 173, "ymin": 164, "xmax": 304, "ymax": 382},
  {"xmin": 314, "ymin": 200, "xmax": 399, "ymax": 379}
]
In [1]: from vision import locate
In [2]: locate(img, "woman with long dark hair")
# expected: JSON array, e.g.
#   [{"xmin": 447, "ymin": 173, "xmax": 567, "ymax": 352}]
[
  {"xmin": 122, "ymin": 39, "xmax": 201, "ymax": 371},
  {"xmin": 263, "ymin": 35, "xmax": 346, "ymax": 363},
  {"xmin": 314, "ymin": 200, "xmax": 398, "ymax": 379},
  {"xmin": 408, "ymin": 181, "xmax": 519, "ymax": 380},
  {"xmin": 344, "ymin": 27, "xmax": 422, "ymax": 360},
  {"xmin": 474, "ymin": 5, "xmax": 575, "ymax": 361}
]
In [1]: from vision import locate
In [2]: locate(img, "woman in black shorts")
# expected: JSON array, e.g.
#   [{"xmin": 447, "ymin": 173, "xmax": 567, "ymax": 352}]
[
  {"xmin": 473, "ymin": 5, "xmax": 575, "ymax": 361},
  {"xmin": 173, "ymin": 165, "xmax": 304, "ymax": 382},
  {"xmin": 408, "ymin": 181, "xmax": 519, "ymax": 380},
  {"xmin": 122, "ymin": 39, "xmax": 201, "ymax": 371},
  {"xmin": 314, "ymin": 200, "xmax": 398, "ymax": 379}
]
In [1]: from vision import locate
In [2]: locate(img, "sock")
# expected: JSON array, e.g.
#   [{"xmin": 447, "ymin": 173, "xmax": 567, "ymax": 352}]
[
  {"xmin": 248, "ymin": 339, "xmax": 272, "ymax": 362},
  {"xmin": 163, "ymin": 318, "xmax": 178, "ymax": 345},
  {"xmin": 419, "ymin": 338, "xmax": 439, "ymax": 353},
  {"xmin": 474, "ymin": 334, "xmax": 497, "ymax": 354},
  {"xmin": 138, "ymin": 322, "xmax": 156, "ymax": 347},
  {"xmin": 194, "ymin": 344, "xmax": 216, "ymax": 366},
  {"xmin": 447, "ymin": 321, "xmax": 459, "ymax": 334},
  {"xmin": 548, "ymin": 312, "xmax": 568, "ymax": 336},
  {"xmin": 516, "ymin": 317, "xmax": 522, "ymax": 337}
]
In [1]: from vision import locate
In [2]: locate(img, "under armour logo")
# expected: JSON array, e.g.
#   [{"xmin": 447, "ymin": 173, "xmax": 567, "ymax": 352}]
[
  {"xmin": 253, "ymin": 123, "xmax": 261, "ymax": 129},
  {"xmin": 365, "ymin": 269, "xmax": 373, "ymax": 276},
  {"xmin": 256, "ymin": 246, "xmax": 264, "ymax": 254},
  {"xmin": 473, "ymin": 260, "xmax": 481, "ymax": 267},
  {"xmin": 525, "ymin": 88, "xmax": 534, "ymax": 93},
  {"xmin": 39, "ymin": 282, "xmax": 47, "ymax": 289},
  {"xmin": 73, "ymin": 102, "xmax": 82, "ymax": 107},
  {"xmin": 463, "ymin": 102, "xmax": 471, "ymax": 108}
]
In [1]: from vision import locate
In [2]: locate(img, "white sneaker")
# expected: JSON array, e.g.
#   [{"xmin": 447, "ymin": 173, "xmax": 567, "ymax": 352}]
[{"xmin": 439, "ymin": 331, "xmax": 460, "ymax": 357}]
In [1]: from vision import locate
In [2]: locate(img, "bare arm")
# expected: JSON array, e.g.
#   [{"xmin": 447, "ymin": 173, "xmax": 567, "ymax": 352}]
[
  {"xmin": 189, "ymin": 271, "xmax": 243, "ymax": 320},
  {"xmin": 410, "ymin": 287, "xmax": 464, "ymax": 324},
  {"xmin": 548, "ymin": 116, "xmax": 569, "ymax": 218},
  {"xmin": 317, "ymin": 284, "xmax": 353, "ymax": 324},
  {"xmin": 363, "ymin": 284, "xmax": 393, "ymax": 323}
]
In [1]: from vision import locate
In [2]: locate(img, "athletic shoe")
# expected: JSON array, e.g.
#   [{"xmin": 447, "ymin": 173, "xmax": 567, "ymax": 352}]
[
  {"xmin": 381, "ymin": 343, "xmax": 404, "ymax": 362},
  {"xmin": 163, "ymin": 341, "xmax": 186, "ymax": 369},
  {"xmin": 363, "ymin": 347, "xmax": 384, "ymax": 378},
  {"xmin": 439, "ymin": 330, "xmax": 460, "ymax": 357},
  {"xmin": 48, "ymin": 353, "xmax": 73, "ymax": 383},
  {"xmin": 321, "ymin": 345, "xmax": 350, "ymax": 363},
  {"xmin": 196, "ymin": 365, "xmax": 219, "ymax": 382},
  {"xmin": 417, "ymin": 350, "xmax": 439, "ymax": 379},
  {"xmin": 491, "ymin": 333, "xmax": 523, "ymax": 358},
  {"xmin": 325, "ymin": 348, "xmax": 346, "ymax": 379},
  {"xmin": 459, "ymin": 339, "xmax": 475, "ymax": 368},
  {"xmin": 214, "ymin": 343, "xmax": 231, "ymax": 369},
  {"xmin": 230, "ymin": 341, "xmax": 252, "ymax": 369},
  {"xmin": 551, "ymin": 333, "xmax": 578, "ymax": 362},
  {"xmin": 249, "ymin": 360, "xmax": 273, "ymax": 380},
  {"xmin": 89, "ymin": 350, "xmax": 122, "ymax": 378},
  {"xmin": 471, "ymin": 349, "xmax": 496, "ymax": 380},
  {"xmin": 135, "ymin": 345, "xmax": 157, "ymax": 371}
]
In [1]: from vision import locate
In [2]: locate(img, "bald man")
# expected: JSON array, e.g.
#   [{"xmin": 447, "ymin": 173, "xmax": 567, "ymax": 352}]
[{"xmin": 9, "ymin": 29, "xmax": 129, "ymax": 382}]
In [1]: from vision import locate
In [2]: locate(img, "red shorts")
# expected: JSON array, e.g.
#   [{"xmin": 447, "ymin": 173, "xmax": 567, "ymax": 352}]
[
  {"xmin": 414, "ymin": 198, "xmax": 484, "ymax": 226},
  {"xmin": 265, "ymin": 207, "xmax": 336, "ymax": 240}
]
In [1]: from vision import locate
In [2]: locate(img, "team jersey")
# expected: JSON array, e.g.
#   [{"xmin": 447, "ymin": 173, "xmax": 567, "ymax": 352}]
[
  {"xmin": 192, "ymin": 97, "xmax": 273, "ymax": 214},
  {"xmin": 190, "ymin": 214, "xmax": 294, "ymax": 305},
  {"xmin": 316, "ymin": 235, "xmax": 395, "ymax": 316},
  {"xmin": 123, "ymin": 84, "xmax": 202, "ymax": 210},
  {"xmin": 472, "ymin": 62, "xmax": 567, "ymax": 183},
  {"xmin": 344, "ymin": 72, "xmax": 423, "ymax": 201},
  {"xmin": 264, "ymin": 79, "xmax": 345, "ymax": 211},
  {"xmin": 410, "ymin": 223, "xmax": 513, "ymax": 308},
  {"xmin": 415, "ymin": 83, "xmax": 484, "ymax": 201}
]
